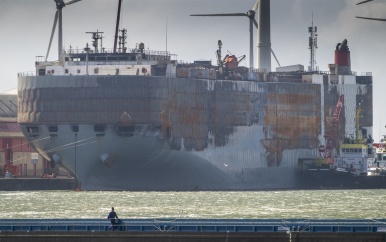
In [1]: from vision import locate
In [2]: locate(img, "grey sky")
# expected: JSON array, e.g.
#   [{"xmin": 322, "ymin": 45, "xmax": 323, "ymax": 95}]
[{"xmin": 1, "ymin": 0, "xmax": 386, "ymax": 138}]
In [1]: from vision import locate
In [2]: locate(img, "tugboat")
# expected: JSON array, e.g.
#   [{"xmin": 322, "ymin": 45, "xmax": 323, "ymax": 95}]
[
  {"xmin": 298, "ymin": 115, "xmax": 386, "ymax": 189},
  {"xmin": 372, "ymin": 135, "xmax": 386, "ymax": 175}
]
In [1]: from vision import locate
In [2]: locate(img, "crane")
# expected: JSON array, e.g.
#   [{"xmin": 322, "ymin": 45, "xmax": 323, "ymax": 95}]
[
  {"xmin": 215, "ymin": 40, "xmax": 246, "ymax": 80},
  {"xmin": 323, "ymin": 95, "xmax": 344, "ymax": 163}
]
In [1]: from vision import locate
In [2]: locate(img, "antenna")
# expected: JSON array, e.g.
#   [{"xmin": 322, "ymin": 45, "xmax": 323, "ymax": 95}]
[
  {"xmin": 86, "ymin": 30, "xmax": 104, "ymax": 53},
  {"xmin": 308, "ymin": 13, "xmax": 318, "ymax": 72},
  {"xmin": 166, "ymin": 15, "xmax": 168, "ymax": 55},
  {"xmin": 118, "ymin": 29, "xmax": 127, "ymax": 53}
]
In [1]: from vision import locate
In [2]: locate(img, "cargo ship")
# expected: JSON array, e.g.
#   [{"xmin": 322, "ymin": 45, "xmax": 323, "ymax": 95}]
[{"xmin": 17, "ymin": 0, "xmax": 375, "ymax": 190}]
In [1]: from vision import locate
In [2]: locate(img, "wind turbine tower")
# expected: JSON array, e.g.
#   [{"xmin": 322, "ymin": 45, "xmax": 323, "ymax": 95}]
[
  {"xmin": 46, "ymin": 0, "xmax": 81, "ymax": 61},
  {"xmin": 257, "ymin": 0, "xmax": 271, "ymax": 72}
]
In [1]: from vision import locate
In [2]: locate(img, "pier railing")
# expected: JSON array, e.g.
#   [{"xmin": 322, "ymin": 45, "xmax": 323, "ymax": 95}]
[{"xmin": 0, "ymin": 219, "xmax": 385, "ymax": 233}]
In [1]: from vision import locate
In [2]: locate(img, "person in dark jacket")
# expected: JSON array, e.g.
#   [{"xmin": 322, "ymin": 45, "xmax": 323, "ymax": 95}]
[{"xmin": 107, "ymin": 207, "xmax": 119, "ymax": 230}]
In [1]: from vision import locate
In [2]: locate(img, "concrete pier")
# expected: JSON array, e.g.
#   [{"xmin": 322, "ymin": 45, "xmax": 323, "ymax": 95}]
[{"xmin": 1, "ymin": 218, "xmax": 386, "ymax": 241}]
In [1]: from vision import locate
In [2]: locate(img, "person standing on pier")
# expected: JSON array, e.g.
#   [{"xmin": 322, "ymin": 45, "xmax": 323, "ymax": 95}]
[{"xmin": 107, "ymin": 207, "xmax": 119, "ymax": 230}]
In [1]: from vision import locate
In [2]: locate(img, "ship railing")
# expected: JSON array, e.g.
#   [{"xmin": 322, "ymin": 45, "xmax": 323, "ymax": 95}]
[
  {"xmin": 305, "ymin": 70, "xmax": 373, "ymax": 76},
  {"xmin": 178, "ymin": 60, "xmax": 189, "ymax": 65},
  {"xmin": 17, "ymin": 71, "xmax": 178, "ymax": 78},
  {"xmin": 63, "ymin": 47, "xmax": 176, "ymax": 59},
  {"xmin": 253, "ymin": 68, "xmax": 374, "ymax": 77},
  {"xmin": 18, "ymin": 72, "xmax": 36, "ymax": 77},
  {"xmin": 67, "ymin": 61, "xmax": 142, "ymax": 66},
  {"xmin": 177, "ymin": 60, "xmax": 213, "ymax": 65},
  {"xmin": 166, "ymin": 73, "xmax": 177, "ymax": 78},
  {"xmin": 67, "ymin": 59, "xmax": 177, "ymax": 66},
  {"xmin": 340, "ymin": 71, "xmax": 372, "ymax": 76},
  {"xmin": 360, "ymin": 72, "xmax": 372, "ymax": 76},
  {"xmin": 251, "ymin": 68, "xmax": 269, "ymax": 73}
]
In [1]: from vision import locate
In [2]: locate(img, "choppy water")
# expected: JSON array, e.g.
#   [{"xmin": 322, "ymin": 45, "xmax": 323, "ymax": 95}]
[{"xmin": 1, "ymin": 190, "xmax": 386, "ymax": 220}]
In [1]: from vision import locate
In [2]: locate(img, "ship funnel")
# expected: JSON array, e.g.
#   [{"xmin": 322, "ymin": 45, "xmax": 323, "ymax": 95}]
[{"xmin": 333, "ymin": 39, "xmax": 351, "ymax": 75}]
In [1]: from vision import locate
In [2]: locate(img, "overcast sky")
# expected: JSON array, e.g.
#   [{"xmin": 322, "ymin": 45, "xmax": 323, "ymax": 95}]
[{"xmin": 1, "ymin": 0, "xmax": 386, "ymax": 138}]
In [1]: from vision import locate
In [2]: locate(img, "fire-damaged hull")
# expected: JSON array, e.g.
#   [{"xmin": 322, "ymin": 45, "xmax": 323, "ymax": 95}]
[{"xmin": 17, "ymin": 73, "xmax": 373, "ymax": 190}]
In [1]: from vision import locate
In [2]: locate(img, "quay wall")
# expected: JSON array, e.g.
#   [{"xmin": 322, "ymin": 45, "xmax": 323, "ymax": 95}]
[
  {"xmin": 0, "ymin": 231, "xmax": 385, "ymax": 242},
  {"xmin": 0, "ymin": 178, "xmax": 77, "ymax": 190}
]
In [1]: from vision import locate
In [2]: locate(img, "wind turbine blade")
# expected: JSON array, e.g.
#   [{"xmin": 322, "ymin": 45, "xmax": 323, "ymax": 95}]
[
  {"xmin": 356, "ymin": 0, "xmax": 374, "ymax": 5},
  {"xmin": 252, "ymin": 0, "xmax": 259, "ymax": 12},
  {"xmin": 46, "ymin": 10, "xmax": 59, "ymax": 61},
  {"xmin": 65, "ymin": 0, "xmax": 81, "ymax": 6},
  {"xmin": 356, "ymin": 16, "xmax": 386, "ymax": 21},
  {"xmin": 191, "ymin": 13, "xmax": 247, "ymax": 17},
  {"xmin": 253, "ymin": 19, "xmax": 258, "ymax": 29},
  {"xmin": 271, "ymin": 48, "xmax": 281, "ymax": 67},
  {"xmin": 249, "ymin": 19, "xmax": 254, "ymax": 69}
]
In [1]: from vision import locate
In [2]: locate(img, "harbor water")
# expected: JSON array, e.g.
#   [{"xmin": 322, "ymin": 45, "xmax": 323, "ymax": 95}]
[{"xmin": 1, "ymin": 189, "xmax": 386, "ymax": 220}]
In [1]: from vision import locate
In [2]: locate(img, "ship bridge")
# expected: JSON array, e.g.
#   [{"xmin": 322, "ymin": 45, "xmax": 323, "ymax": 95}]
[{"xmin": 35, "ymin": 44, "xmax": 178, "ymax": 77}]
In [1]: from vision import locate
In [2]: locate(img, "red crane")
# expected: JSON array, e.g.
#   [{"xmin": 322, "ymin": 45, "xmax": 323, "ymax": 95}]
[{"xmin": 323, "ymin": 95, "xmax": 344, "ymax": 163}]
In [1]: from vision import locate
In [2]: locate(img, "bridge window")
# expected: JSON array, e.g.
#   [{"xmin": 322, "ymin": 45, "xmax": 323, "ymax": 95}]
[
  {"xmin": 26, "ymin": 126, "xmax": 39, "ymax": 133},
  {"xmin": 117, "ymin": 126, "xmax": 134, "ymax": 133},
  {"xmin": 94, "ymin": 124, "xmax": 105, "ymax": 132},
  {"xmin": 72, "ymin": 125, "xmax": 79, "ymax": 132},
  {"xmin": 38, "ymin": 69, "xmax": 46, "ymax": 76},
  {"xmin": 48, "ymin": 126, "xmax": 58, "ymax": 132}
]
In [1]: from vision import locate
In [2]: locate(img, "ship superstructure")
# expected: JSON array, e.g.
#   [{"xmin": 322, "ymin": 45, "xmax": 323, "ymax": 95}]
[{"xmin": 16, "ymin": 1, "xmax": 374, "ymax": 190}]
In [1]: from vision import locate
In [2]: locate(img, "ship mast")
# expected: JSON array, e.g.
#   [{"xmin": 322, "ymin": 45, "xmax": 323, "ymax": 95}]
[
  {"xmin": 113, "ymin": 0, "xmax": 123, "ymax": 53},
  {"xmin": 118, "ymin": 29, "xmax": 127, "ymax": 53},
  {"xmin": 86, "ymin": 30, "xmax": 104, "ymax": 53}
]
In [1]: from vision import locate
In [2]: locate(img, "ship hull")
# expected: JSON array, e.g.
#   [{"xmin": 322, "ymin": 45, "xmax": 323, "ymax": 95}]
[
  {"xmin": 17, "ymin": 75, "xmax": 373, "ymax": 190},
  {"xmin": 297, "ymin": 170, "xmax": 386, "ymax": 190}
]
